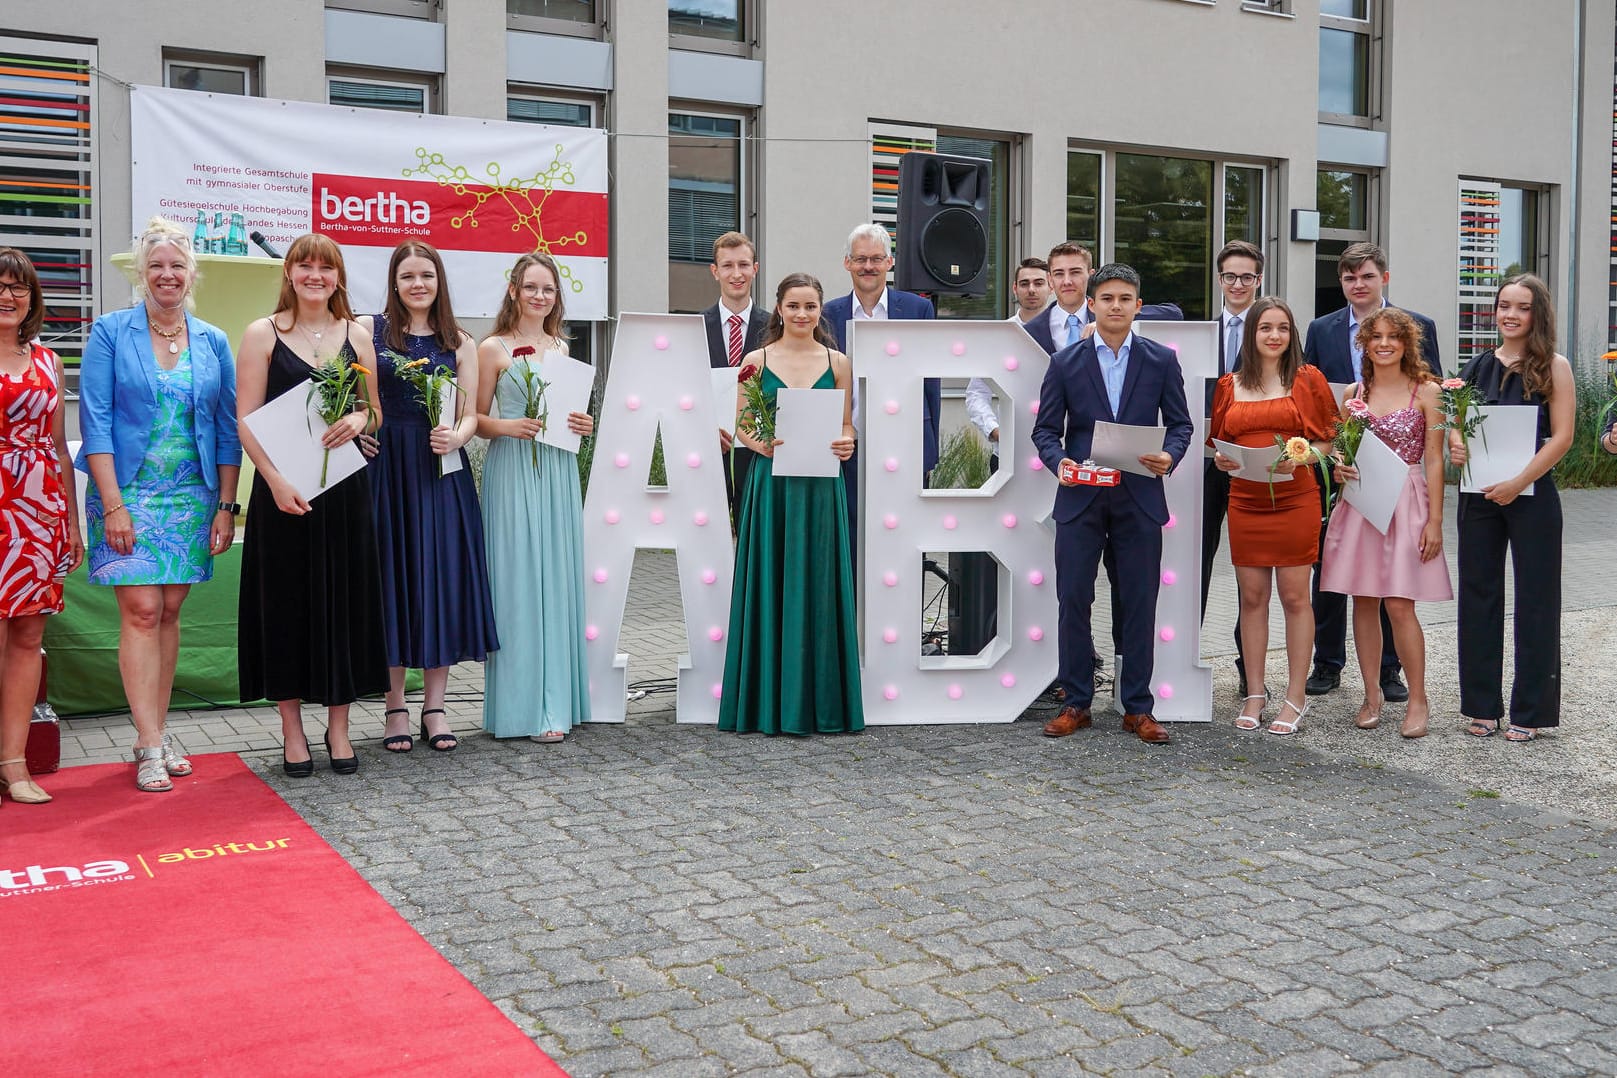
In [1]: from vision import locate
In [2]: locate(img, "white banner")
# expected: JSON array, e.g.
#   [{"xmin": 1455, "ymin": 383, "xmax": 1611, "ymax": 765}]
[{"xmin": 129, "ymin": 85, "xmax": 608, "ymax": 320}]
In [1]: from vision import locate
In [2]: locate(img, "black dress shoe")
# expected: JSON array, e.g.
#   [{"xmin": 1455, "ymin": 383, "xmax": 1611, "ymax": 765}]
[
  {"xmin": 1380, "ymin": 669, "xmax": 1409, "ymax": 703},
  {"xmin": 1305, "ymin": 663, "xmax": 1341, "ymax": 696},
  {"xmin": 324, "ymin": 731, "xmax": 359, "ymax": 775}
]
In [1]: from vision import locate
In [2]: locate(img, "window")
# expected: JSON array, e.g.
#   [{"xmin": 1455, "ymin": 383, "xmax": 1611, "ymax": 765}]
[
  {"xmin": 668, "ymin": 111, "xmax": 744, "ymax": 313},
  {"xmin": 164, "ymin": 51, "xmax": 260, "ymax": 96},
  {"xmin": 327, "ymin": 71, "xmax": 435, "ymax": 113},
  {"xmin": 1319, "ymin": 0, "xmax": 1374, "ymax": 122},
  {"xmin": 1457, "ymin": 180, "xmax": 1546, "ymax": 366},
  {"xmin": 669, "ymin": 0, "xmax": 743, "ymax": 42},
  {"xmin": 1064, "ymin": 148, "xmax": 1269, "ymax": 320},
  {"xmin": 931, "ymin": 132, "xmax": 1010, "ymax": 321},
  {"xmin": 1065, "ymin": 151, "xmax": 1103, "ymax": 260},
  {"xmin": 325, "ymin": 0, "xmax": 438, "ymax": 17},
  {"xmin": 507, "ymin": 0, "xmax": 598, "ymax": 34},
  {"xmin": 1315, "ymin": 167, "xmax": 1374, "ymax": 316},
  {"xmin": 0, "ymin": 35, "xmax": 97, "ymax": 376},
  {"xmin": 508, "ymin": 94, "xmax": 595, "ymax": 128}
]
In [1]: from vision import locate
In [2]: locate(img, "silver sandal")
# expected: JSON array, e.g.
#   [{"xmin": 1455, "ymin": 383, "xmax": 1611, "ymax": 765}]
[
  {"xmin": 161, "ymin": 731, "xmax": 193, "ymax": 776},
  {"xmin": 134, "ymin": 745, "xmax": 173, "ymax": 793}
]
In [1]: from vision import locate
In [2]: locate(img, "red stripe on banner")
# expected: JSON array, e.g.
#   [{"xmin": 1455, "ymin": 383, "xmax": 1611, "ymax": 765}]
[{"xmin": 312, "ymin": 172, "xmax": 608, "ymax": 257}]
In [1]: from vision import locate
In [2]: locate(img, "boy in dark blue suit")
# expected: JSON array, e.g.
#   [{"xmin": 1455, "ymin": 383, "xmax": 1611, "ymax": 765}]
[{"xmin": 1031, "ymin": 264, "xmax": 1194, "ymax": 744}]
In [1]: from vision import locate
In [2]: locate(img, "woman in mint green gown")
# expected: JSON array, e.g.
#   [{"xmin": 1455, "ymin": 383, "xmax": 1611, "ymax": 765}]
[
  {"xmin": 475, "ymin": 253, "xmax": 594, "ymax": 742},
  {"xmin": 720, "ymin": 273, "xmax": 863, "ymax": 735}
]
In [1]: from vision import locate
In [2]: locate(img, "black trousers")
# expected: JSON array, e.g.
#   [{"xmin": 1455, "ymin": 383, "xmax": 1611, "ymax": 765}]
[
  {"xmin": 723, "ymin": 446, "xmax": 754, "ymax": 524},
  {"xmin": 1457, "ymin": 481, "xmax": 1562, "ymax": 727},
  {"xmin": 1312, "ymin": 481, "xmax": 1400, "ymax": 675}
]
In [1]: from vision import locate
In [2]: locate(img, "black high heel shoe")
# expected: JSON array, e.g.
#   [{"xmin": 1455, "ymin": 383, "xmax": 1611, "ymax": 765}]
[
  {"xmin": 282, "ymin": 736, "xmax": 315, "ymax": 778},
  {"xmin": 324, "ymin": 731, "xmax": 359, "ymax": 775},
  {"xmin": 420, "ymin": 708, "xmax": 458, "ymax": 752}
]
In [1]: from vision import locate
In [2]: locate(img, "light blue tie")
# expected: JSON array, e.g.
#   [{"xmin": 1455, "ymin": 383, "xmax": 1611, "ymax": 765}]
[
  {"xmin": 1226, "ymin": 316, "xmax": 1242, "ymax": 374},
  {"xmin": 1065, "ymin": 313, "xmax": 1081, "ymax": 348}
]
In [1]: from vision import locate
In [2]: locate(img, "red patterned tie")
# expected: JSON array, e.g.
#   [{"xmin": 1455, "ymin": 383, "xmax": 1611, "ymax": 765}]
[{"xmin": 727, "ymin": 313, "xmax": 743, "ymax": 366}]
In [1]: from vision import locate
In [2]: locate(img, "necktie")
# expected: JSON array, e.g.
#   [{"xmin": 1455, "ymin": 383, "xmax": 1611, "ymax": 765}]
[
  {"xmin": 1225, "ymin": 316, "xmax": 1242, "ymax": 374},
  {"xmin": 727, "ymin": 313, "xmax": 743, "ymax": 366},
  {"xmin": 1065, "ymin": 313, "xmax": 1081, "ymax": 348}
]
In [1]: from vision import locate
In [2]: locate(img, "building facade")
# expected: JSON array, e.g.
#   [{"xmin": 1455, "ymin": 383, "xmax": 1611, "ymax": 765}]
[{"xmin": 5, "ymin": 0, "xmax": 1614, "ymax": 379}]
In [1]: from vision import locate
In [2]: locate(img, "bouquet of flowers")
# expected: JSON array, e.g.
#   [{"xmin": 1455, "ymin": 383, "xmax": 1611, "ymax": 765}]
[
  {"xmin": 1268, "ymin": 434, "xmax": 1333, "ymax": 511},
  {"xmin": 504, "ymin": 345, "xmax": 549, "ymax": 470},
  {"xmin": 1436, "ymin": 376, "xmax": 1487, "ymax": 482},
  {"xmin": 387, "ymin": 351, "xmax": 462, "ymax": 477},
  {"xmin": 735, "ymin": 363, "xmax": 774, "ymax": 445},
  {"xmin": 1597, "ymin": 351, "xmax": 1617, "ymax": 434},
  {"xmin": 1334, "ymin": 396, "xmax": 1372, "ymax": 468},
  {"xmin": 306, "ymin": 358, "xmax": 371, "ymax": 488}
]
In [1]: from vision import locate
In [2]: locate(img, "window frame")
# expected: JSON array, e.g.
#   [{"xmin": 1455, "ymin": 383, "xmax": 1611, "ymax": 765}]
[
  {"xmin": 326, "ymin": 67, "xmax": 439, "ymax": 114},
  {"xmin": 667, "ymin": 105, "xmax": 753, "ymax": 314},
  {"xmin": 507, "ymin": 87, "xmax": 602, "ymax": 128},
  {"xmin": 162, "ymin": 50, "xmax": 261, "ymax": 97},
  {"xmin": 667, "ymin": 0, "xmax": 753, "ymax": 56},
  {"xmin": 506, "ymin": 0, "xmax": 601, "ymax": 38},
  {"xmin": 1066, "ymin": 143, "xmax": 1273, "ymax": 320},
  {"xmin": 324, "ymin": 0, "xmax": 439, "ymax": 18},
  {"xmin": 1318, "ymin": 0, "xmax": 1377, "ymax": 127}
]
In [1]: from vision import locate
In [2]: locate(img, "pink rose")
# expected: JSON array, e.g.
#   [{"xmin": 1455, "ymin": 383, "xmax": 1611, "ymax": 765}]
[
  {"xmin": 1441, "ymin": 378, "xmax": 1464, "ymax": 390},
  {"xmin": 1345, "ymin": 397, "xmax": 1371, "ymax": 417}
]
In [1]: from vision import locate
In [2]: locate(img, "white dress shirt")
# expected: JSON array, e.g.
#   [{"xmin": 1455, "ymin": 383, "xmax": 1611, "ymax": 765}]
[
  {"xmin": 1049, "ymin": 302, "xmax": 1089, "ymax": 350},
  {"xmin": 848, "ymin": 288, "xmax": 889, "ymax": 429}
]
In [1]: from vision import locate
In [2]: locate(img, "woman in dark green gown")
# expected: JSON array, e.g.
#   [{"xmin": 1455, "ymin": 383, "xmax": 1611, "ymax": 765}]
[{"xmin": 719, "ymin": 273, "xmax": 863, "ymax": 735}]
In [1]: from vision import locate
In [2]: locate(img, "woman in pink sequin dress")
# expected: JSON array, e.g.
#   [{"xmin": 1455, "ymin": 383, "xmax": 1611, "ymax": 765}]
[{"xmin": 1320, "ymin": 307, "xmax": 1451, "ymax": 739}]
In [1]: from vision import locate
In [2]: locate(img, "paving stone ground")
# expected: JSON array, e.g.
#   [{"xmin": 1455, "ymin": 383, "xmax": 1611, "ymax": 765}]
[{"xmin": 50, "ymin": 486, "xmax": 1617, "ymax": 1076}]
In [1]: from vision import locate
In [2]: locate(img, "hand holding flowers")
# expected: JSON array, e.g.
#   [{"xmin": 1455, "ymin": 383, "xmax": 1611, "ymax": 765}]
[
  {"xmin": 1331, "ymin": 395, "xmax": 1371, "ymax": 483},
  {"xmin": 735, "ymin": 363, "xmax": 782, "ymax": 456},
  {"xmin": 504, "ymin": 345, "xmax": 550, "ymax": 470},
  {"xmin": 306, "ymin": 358, "xmax": 372, "ymax": 487},
  {"xmin": 387, "ymin": 350, "xmax": 464, "ymax": 476},
  {"xmin": 1437, "ymin": 375, "xmax": 1486, "ymax": 480},
  {"xmin": 1268, "ymin": 433, "xmax": 1333, "ymax": 509}
]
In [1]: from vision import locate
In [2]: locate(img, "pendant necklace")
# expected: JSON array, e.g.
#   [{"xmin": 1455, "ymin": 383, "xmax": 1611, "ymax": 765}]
[{"xmin": 150, "ymin": 318, "xmax": 184, "ymax": 355}]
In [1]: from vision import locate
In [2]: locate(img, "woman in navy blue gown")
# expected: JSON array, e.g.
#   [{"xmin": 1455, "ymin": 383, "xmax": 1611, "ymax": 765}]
[{"xmin": 358, "ymin": 241, "xmax": 497, "ymax": 753}]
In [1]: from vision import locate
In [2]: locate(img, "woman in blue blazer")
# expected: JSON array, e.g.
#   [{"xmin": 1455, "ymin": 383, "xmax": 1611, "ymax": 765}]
[{"xmin": 76, "ymin": 217, "xmax": 242, "ymax": 793}]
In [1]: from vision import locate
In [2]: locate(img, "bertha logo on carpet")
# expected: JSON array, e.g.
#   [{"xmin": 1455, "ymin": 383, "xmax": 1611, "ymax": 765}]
[
  {"xmin": 7, "ymin": 753, "xmax": 568, "ymax": 1077},
  {"xmin": 0, "ymin": 836, "xmax": 294, "ymax": 897}
]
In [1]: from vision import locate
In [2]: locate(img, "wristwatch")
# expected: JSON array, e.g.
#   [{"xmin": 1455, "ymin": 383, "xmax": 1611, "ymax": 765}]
[{"xmin": 217, "ymin": 501, "xmax": 242, "ymax": 514}]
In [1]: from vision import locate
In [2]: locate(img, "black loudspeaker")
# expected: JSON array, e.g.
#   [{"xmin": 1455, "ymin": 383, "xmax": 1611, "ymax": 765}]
[{"xmin": 894, "ymin": 152, "xmax": 990, "ymax": 296}]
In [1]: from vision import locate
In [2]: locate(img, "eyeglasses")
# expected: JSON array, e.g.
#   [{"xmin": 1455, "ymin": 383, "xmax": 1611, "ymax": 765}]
[
  {"xmin": 0, "ymin": 282, "xmax": 30, "ymax": 300},
  {"xmin": 520, "ymin": 285, "xmax": 559, "ymax": 298},
  {"xmin": 848, "ymin": 255, "xmax": 890, "ymax": 267},
  {"xmin": 1219, "ymin": 273, "xmax": 1260, "ymax": 287}
]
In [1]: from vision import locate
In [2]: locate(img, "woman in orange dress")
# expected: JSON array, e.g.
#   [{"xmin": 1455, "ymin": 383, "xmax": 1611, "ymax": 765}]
[
  {"xmin": 1210, "ymin": 297, "xmax": 1337, "ymax": 736},
  {"xmin": 0, "ymin": 248, "xmax": 82, "ymax": 806}
]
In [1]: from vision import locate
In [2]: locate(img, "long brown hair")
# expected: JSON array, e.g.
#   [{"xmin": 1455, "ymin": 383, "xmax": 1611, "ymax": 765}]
[
  {"xmin": 0, "ymin": 247, "xmax": 43, "ymax": 346},
  {"xmin": 491, "ymin": 252, "xmax": 568, "ymax": 340},
  {"xmin": 1354, "ymin": 306, "xmax": 1435, "ymax": 390},
  {"xmin": 381, "ymin": 240, "xmax": 463, "ymax": 354},
  {"xmin": 1496, "ymin": 273, "xmax": 1557, "ymax": 401},
  {"xmin": 1234, "ymin": 296, "xmax": 1304, "ymax": 391},
  {"xmin": 273, "ymin": 233, "xmax": 354, "ymax": 325},
  {"xmin": 760, "ymin": 272, "xmax": 838, "ymax": 349}
]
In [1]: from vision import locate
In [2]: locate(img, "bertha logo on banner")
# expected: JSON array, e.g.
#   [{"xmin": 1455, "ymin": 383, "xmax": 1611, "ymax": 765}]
[{"xmin": 129, "ymin": 85, "xmax": 608, "ymax": 319}]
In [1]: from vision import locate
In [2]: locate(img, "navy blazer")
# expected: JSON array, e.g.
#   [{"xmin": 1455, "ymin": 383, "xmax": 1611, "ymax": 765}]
[
  {"xmin": 822, "ymin": 287, "xmax": 942, "ymax": 473},
  {"xmin": 1303, "ymin": 303, "xmax": 1441, "ymax": 383},
  {"xmin": 1031, "ymin": 334, "xmax": 1194, "ymax": 526},
  {"xmin": 76, "ymin": 305, "xmax": 241, "ymax": 490},
  {"xmin": 701, "ymin": 302, "xmax": 770, "ymax": 368},
  {"xmin": 1021, "ymin": 302, "xmax": 1185, "ymax": 357}
]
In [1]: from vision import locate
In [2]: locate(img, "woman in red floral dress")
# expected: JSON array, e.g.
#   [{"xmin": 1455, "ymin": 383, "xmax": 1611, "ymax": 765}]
[{"xmin": 0, "ymin": 248, "xmax": 82, "ymax": 806}]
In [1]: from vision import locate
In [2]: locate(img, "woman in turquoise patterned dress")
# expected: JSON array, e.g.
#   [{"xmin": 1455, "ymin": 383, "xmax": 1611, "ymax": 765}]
[
  {"xmin": 475, "ymin": 253, "xmax": 594, "ymax": 742},
  {"xmin": 77, "ymin": 217, "xmax": 241, "ymax": 793},
  {"xmin": 720, "ymin": 273, "xmax": 862, "ymax": 735}
]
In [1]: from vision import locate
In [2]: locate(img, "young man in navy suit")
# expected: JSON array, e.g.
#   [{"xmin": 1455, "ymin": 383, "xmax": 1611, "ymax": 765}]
[
  {"xmin": 1302, "ymin": 242, "xmax": 1438, "ymax": 702},
  {"xmin": 822, "ymin": 223, "xmax": 939, "ymax": 548},
  {"xmin": 1032, "ymin": 264, "xmax": 1194, "ymax": 744},
  {"xmin": 1022, "ymin": 242, "xmax": 1184, "ymax": 357},
  {"xmin": 702, "ymin": 231, "xmax": 770, "ymax": 516}
]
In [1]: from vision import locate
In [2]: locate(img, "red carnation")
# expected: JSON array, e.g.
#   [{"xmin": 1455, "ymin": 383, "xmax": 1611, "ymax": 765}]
[
  {"xmin": 737, "ymin": 363, "xmax": 759, "ymax": 382},
  {"xmin": 512, "ymin": 345, "xmax": 536, "ymax": 359}
]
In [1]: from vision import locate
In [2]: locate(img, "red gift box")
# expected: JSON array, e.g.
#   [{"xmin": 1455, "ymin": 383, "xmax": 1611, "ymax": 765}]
[{"xmin": 1060, "ymin": 459, "xmax": 1121, "ymax": 487}]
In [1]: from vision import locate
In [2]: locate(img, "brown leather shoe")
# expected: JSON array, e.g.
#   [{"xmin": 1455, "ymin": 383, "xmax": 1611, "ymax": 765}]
[
  {"xmin": 1122, "ymin": 713, "xmax": 1171, "ymax": 744},
  {"xmin": 1043, "ymin": 706, "xmax": 1092, "ymax": 737}
]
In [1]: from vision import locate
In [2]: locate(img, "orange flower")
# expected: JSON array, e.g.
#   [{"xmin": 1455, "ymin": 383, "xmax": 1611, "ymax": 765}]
[
  {"xmin": 1603, "ymin": 350, "xmax": 1617, "ymax": 361},
  {"xmin": 1284, "ymin": 436, "xmax": 1312, "ymax": 463},
  {"xmin": 349, "ymin": 363, "xmax": 373, "ymax": 378}
]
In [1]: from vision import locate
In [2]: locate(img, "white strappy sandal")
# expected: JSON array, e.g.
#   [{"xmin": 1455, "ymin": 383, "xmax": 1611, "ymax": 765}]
[
  {"xmin": 1268, "ymin": 698, "xmax": 1307, "ymax": 737},
  {"xmin": 1233, "ymin": 693, "xmax": 1267, "ymax": 731}
]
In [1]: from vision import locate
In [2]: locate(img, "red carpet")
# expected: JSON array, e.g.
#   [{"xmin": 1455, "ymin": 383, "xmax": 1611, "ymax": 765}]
[{"xmin": 2, "ymin": 754, "xmax": 565, "ymax": 1077}]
